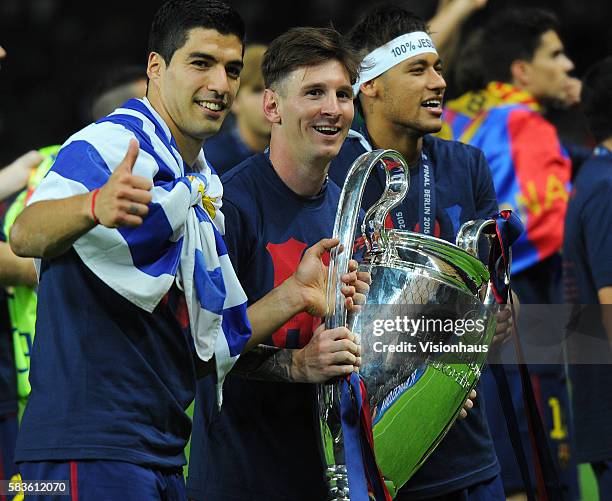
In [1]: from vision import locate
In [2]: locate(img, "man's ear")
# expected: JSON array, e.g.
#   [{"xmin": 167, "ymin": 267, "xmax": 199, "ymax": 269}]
[
  {"xmin": 263, "ymin": 88, "xmax": 281, "ymax": 125},
  {"xmin": 359, "ymin": 78, "xmax": 378, "ymax": 98},
  {"xmin": 147, "ymin": 52, "xmax": 166, "ymax": 84},
  {"xmin": 510, "ymin": 59, "xmax": 531, "ymax": 88}
]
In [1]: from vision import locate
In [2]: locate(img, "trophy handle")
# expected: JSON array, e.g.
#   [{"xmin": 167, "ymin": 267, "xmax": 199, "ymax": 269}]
[
  {"xmin": 456, "ymin": 218, "xmax": 512, "ymax": 305},
  {"xmin": 456, "ymin": 218, "xmax": 497, "ymax": 259},
  {"xmin": 319, "ymin": 150, "xmax": 409, "ymax": 501},
  {"xmin": 325, "ymin": 149, "xmax": 410, "ymax": 330}
]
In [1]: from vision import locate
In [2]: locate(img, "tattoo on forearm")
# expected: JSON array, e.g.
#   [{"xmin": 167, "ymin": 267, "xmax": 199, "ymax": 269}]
[{"xmin": 231, "ymin": 345, "xmax": 296, "ymax": 382}]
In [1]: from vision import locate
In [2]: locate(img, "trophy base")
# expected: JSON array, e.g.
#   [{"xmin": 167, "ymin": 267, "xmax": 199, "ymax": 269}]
[{"xmin": 326, "ymin": 465, "xmax": 350, "ymax": 501}]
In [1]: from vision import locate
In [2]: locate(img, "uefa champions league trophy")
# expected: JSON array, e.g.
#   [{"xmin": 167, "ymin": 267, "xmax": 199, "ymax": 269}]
[{"xmin": 319, "ymin": 149, "xmax": 501, "ymax": 500}]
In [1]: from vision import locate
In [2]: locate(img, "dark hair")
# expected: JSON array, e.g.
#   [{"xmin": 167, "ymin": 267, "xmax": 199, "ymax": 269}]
[
  {"xmin": 347, "ymin": 4, "xmax": 429, "ymax": 57},
  {"xmin": 481, "ymin": 8, "xmax": 559, "ymax": 83},
  {"xmin": 262, "ymin": 27, "xmax": 360, "ymax": 89},
  {"xmin": 147, "ymin": 0, "xmax": 245, "ymax": 64},
  {"xmin": 453, "ymin": 29, "xmax": 486, "ymax": 94},
  {"xmin": 89, "ymin": 66, "xmax": 146, "ymax": 121},
  {"xmin": 581, "ymin": 57, "xmax": 612, "ymax": 143}
]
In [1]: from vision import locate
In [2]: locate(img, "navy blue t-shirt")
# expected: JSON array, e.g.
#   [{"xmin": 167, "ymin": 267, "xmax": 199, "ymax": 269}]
[
  {"xmin": 15, "ymin": 248, "xmax": 195, "ymax": 468},
  {"xmin": 187, "ymin": 153, "xmax": 338, "ymax": 501},
  {"xmin": 0, "ymin": 296, "xmax": 16, "ymax": 417},
  {"xmin": 204, "ymin": 127, "xmax": 257, "ymax": 177},
  {"xmin": 0, "ymin": 229, "xmax": 18, "ymax": 417},
  {"xmin": 563, "ymin": 148, "xmax": 612, "ymax": 462},
  {"xmin": 330, "ymin": 132, "xmax": 501, "ymax": 498}
]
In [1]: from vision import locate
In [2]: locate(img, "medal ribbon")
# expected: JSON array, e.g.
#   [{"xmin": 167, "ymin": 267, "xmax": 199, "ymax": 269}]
[
  {"xmin": 341, "ymin": 372, "xmax": 392, "ymax": 501},
  {"xmin": 417, "ymin": 153, "xmax": 436, "ymax": 235}
]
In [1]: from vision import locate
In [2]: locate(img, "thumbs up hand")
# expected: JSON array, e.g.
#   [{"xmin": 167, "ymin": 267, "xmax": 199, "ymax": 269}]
[{"xmin": 93, "ymin": 139, "xmax": 154, "ymax": 228}]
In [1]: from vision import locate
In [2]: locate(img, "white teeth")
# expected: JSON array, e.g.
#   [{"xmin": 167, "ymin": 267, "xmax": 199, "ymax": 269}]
[
  {"xmin": 422, "ymin": 100, "xmax": 441, "ymax": 107},
  {"xmin": 198, "ymin": 101, "xmax": 223, "ymax": 111},
  {"xmin": 314, "ymin": 126, "xmax": 340, "ymax": 133}
]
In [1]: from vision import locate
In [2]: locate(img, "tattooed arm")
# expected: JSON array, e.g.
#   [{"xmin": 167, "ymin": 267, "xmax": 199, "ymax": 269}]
[
  {"xmin": 194, "ymin": 346, "xmax": 298, "ymax": 382},
  {"xmin": 231, "ymin": 345, "xmax": 296, "ymax": 382},
  {"xmin": 240, "ymin": 325, "xmax": 360, "ymax": 383},
  {"xmin": 194, "ymin": 325, "xmax": 360, "ymax": 383}
]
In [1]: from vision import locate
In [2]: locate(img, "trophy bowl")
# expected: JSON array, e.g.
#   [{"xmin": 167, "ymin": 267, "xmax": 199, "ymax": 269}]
[{"xmin": 320, "ymin": 150, "xmax": 499, "ymax": 499}]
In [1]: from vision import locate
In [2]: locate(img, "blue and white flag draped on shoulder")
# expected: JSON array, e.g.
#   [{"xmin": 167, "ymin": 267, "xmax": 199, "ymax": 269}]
[{"xmin": 29, "ymin": 97, "xmax": 251, "ymax": 403}]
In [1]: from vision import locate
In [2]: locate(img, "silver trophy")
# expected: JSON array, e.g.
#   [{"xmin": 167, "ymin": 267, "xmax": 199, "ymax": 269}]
[{"xmin": 320, "ymin": 150, "xmax": 502, "ymax": 499}]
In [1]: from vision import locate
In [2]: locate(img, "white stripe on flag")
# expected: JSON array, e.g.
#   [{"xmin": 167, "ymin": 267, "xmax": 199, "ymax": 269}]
[
  {"xmin": 219, "ymin": 254, "xmax": 248, "ymax": 309},
  {"xmin": 110, "ymin": 107, "xmax": 183, "ymax": 177},
  {"xmin": 29, "ymin": 171, "xmax": 88, "ymax": 204}
]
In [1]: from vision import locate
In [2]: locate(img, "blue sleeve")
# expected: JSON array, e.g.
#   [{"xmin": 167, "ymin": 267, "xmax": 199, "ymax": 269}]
[
  {"xmin": 473, "ymin": 149, "xmax": 500, "ymax": 219},
  {"xmin": 581, "ymin": 181, "xmax": 612, "ymax": 290},
  {"xmin": 562, "ymin": 142, "xmax": 592, "ymax": 180}
]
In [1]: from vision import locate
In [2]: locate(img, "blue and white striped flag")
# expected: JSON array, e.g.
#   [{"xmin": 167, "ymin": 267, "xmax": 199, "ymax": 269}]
[{"xmin": 29, "ymin": 97, "xmax": 251, "ymax": 403}]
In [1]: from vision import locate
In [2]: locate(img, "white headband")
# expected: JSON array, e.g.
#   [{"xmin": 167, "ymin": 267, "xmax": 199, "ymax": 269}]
[{"xmin": 353, "ymin": 31, "xmax": 438, "ymax": 95}]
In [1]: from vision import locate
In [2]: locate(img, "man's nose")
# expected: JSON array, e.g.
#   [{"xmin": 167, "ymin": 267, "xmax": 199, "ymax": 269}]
[
  {"xmin": 208, "ymin": 65, "xmax": 231, "ymax": 95},
  {"xmin": 563, "ymin": 54, "xmax": 575, "ymax": 73},
  {"xmin": 321, "ymin": 94, "xmax": 341, "ymax": 116},
  {"xmin": 428, "ymin": 68, "xmax": 446, "ymax": 92}
]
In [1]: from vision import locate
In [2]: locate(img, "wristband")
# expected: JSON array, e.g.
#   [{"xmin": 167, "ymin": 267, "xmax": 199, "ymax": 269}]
[{"xmin": 91, "ymin": 188, "xmax": 101, "ymax": 225}]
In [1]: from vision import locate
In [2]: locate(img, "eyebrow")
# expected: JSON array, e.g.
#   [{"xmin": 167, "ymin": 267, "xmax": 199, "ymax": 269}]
[
  {"xmin": 407, "ymin": 58, "xmax": 443, "ymax": 68},
  {"xmin": 187, "ymin": 51, "xmax": 243, "ymax": 70},
  {"xmin": 407, "ymin": 58, "xmax": 428, "ymax": 67},
  {"xmin": 302, "ymin": 82, "xmax": 353, "ymax": 94}
]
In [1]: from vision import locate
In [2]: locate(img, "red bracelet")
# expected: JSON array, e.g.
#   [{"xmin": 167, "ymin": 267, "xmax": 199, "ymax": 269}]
[{"xmin": 91, "ymin": 188, "xmax": 101, "ymax": 225}]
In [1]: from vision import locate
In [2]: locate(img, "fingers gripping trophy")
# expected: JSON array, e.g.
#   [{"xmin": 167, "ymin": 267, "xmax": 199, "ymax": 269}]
[{"xmin": 318, "ymin": 149, "xmax": 521, "ymax": 500}]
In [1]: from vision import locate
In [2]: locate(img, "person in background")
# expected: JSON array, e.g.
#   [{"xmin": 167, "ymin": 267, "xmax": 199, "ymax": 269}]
[
  {"xmin": 0, "ymin": 152, "xmax": 44, "ymax": 203},
  {"xmin": 563, "ymin": 56, "xmax": 612, "ymax": 501},
  {"xmin": 428, "ymin": 0, "xmax": 488, "ymax": 71},
  {"xmin": 0, "ymin": 42, "xmax": 41, "ymax": 497},
  {"xmin": 89, "ymin": 65, "xmax": 148, "ymax": 121},
  {"xmin": 440, "ymin": 8, "xmax": 580, "ymax": 499}
]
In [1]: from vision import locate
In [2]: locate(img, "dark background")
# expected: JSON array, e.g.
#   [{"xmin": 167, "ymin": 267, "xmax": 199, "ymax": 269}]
[{"xmin": 1, "ymin": 0, "xmax": 610, "ymax": 165}]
